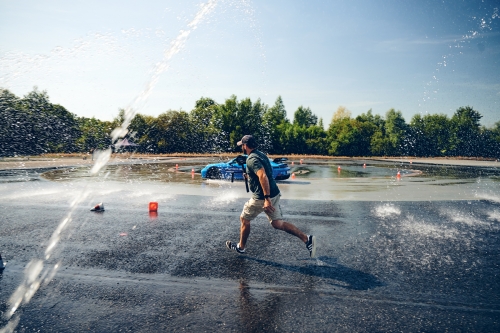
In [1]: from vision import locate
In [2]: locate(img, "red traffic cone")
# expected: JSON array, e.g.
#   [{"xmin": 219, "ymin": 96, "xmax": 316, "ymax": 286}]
[
  {"xmin": 149, "ymin": 202, "xmax": 158, "ymax": 212},
  {"xmin": 91, "ymin": 203, "xmax": 105, "ymax": 211}
]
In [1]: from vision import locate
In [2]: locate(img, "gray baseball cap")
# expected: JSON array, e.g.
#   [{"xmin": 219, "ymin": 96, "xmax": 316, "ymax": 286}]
[{"xmin": 237, "ymin": 135, "xmax": 257, "ymax": 147}]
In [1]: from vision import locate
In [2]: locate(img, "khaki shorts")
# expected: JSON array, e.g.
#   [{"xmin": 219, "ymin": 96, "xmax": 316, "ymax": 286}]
[{"xmin": 241, "ymin": 194, "xmax": 283, "ymax": 222}]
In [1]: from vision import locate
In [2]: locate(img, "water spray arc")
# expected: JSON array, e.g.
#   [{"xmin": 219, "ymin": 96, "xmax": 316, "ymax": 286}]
[
  {"xmin": 0, "ymin": 1, "xmax": 218, "ymax": 332},
  {"xmin": 111, "ymin": 0, "xmax": 218, "ymax": 144},
  {"xmin": 420, "ymin": 6, "xmax": 499, "ymax": 110}
]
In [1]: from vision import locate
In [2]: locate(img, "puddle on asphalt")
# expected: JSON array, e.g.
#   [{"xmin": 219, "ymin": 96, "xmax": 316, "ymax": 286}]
[
  {"xmin": 40, "ymin": 160, "xmax": 500, "ymax": 182},
  {"xmin": 1, "ymin": 159, "xmax": 498, "ymax": 201},
  {"xmin": 41, "ymin": 163, "xmax": 206, "ymax": 185},
  {"xmin": 0, "ymin": 168, "xmax": 55, "ymax": 183}
]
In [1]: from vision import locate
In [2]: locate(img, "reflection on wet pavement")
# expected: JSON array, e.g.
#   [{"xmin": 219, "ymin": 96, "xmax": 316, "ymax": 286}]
[{"xmin": 30, "ymin": 159, "xmax": 500, "ymax": 202}]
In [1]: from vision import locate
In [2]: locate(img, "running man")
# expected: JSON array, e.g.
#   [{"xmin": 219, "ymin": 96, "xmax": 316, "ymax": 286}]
[{"xmin": 226, "ymin": 135, "xmax": 316, "ymax": 257}]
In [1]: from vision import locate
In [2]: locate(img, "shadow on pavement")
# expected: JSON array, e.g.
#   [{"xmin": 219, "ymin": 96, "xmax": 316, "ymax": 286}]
[{"xmin": 242, "ymin": 256, "xmax": 383, "ymax": 291}]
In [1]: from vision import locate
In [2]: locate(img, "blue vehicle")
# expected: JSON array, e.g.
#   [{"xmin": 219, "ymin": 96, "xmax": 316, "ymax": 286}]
[{"xmin": 201, "ymin": 155, "xmax": 291, "ymax": 180}]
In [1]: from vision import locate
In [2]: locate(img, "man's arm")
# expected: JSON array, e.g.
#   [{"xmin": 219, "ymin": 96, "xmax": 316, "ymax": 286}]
[{"xmin": 256, "ymin": 168, "xmax": 275, "ymax": 212}]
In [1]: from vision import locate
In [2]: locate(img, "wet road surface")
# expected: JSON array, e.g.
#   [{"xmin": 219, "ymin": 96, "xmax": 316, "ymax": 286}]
[{"xmin": 1, "ymin": 161, "xmax": 500, "ymax": 332}]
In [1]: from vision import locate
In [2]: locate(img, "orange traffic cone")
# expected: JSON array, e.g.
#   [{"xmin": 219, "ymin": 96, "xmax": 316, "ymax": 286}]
[
  {"xmin": 91, "ymin": 203, "xmax": 105, "ymax": 211},
  {"xmin": 291, "ymin": 173, "xmax": 296, "ymax": 179}
]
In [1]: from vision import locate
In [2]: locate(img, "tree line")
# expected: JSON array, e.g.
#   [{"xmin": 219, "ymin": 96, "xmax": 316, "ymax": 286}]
[{"xmin": 1, "ymin": 87, "xmax": 499, "ymax": 158}]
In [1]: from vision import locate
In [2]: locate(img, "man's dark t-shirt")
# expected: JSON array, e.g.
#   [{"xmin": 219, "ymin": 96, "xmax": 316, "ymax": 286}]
[{"xmin": 246, "ymin": 150, "xmax": 280, "ymax": 200}]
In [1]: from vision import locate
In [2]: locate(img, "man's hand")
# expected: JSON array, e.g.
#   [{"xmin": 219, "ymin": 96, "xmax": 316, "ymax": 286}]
[
  {"xmin": 263, "ymin": 198, "xmax": 275, "ymax": 213},
  {"xmin": 256, "ymin": 167, "xmax": 274, "ymax": 213}
]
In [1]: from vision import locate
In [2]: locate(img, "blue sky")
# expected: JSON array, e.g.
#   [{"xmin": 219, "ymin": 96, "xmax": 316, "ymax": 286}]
[{"xmin": 1, "ymin": 0, "xmax": 499, "ymax": 126}]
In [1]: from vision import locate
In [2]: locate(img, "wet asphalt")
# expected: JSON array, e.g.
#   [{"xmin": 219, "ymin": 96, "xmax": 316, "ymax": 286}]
[{"xmin": 1, "ymin": 181, "xmax": 500, "ymax": 332}]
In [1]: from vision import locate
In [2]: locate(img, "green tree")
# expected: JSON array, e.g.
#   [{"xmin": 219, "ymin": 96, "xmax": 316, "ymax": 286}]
[
  {"xmin": 75, "ymin": 117, "xmax": 112, "ymax": 152},
  {"xmin": 191, "ymin": 97, "xmax": 217, "ymax": 129},
  {"xmin": 352, "ymin": 109, "xmax": 387, "ymax": 156},
  {"xmin": 369, "ymin": 128, "xmax": 387, "ymax": 156},
  {"xmin": 211, "ymin": 95, "xmax": 239, "ymax": 151},
  {"xmin": 328, "ymin": 117, "xmax": 374, "ymax": 156},
  {"xmin": 355, "ymin": 110, "xmax": 381, "ymax": 156},
  {"xmin": 189, "ymin": 97, "xmax": 220, "ymax": 152},
  {"xmin": 279, "ymin": 106, "xmax": 323, "ymax": 154},
  {"xmin": 492, "ymin": 121, "xmax": 500, "ymax": 139},
  {"xmin": 356, "ymin": 109, "xmax": 384, "ymax": 128},
  {"xmin": 210, "ymin": 95, "xmax": 269, "ymax": 152},
  {"xmin": 491, "ymin": 121, "xmax": 500, "ymax": 154},
  {"xmin": 280, "ymin": 122, "xmax": 303, "ymax": 154},
  {"xmin": 128, "ymin": 113, "xmax": 158, "ymax": 153},
  {"xmin": 262, "ymin": 96, "xmax": 289, "ymax": 154},
  {"xmin": 305, "ymin": 124, "xmax": 328, "ymax": 155},
  {"xmin": 477, "ymin": 126, "xmax": 500, "ymax": 158},
  {"xmin": 0, "ymin": 89, "xmax": 23, "ymax": 156},
  {"xmin": 4, "ymin": 87, "xmax": 81, "ymax": 155},
  {"xmin": 449, "ymin": 106, "xmax": 482, "ymax": 157},
  {"xmin": 247, "ymin": 98, "xmax": 270, "ymax": 151},
  {"xmin": 408, "ymin": 113, "xmax": 450, "ymax": 156},
  {"xmin": 328, "ymin": 106, "xmax": 375, "ymax": 156},
  {"xmin": 487, "ymin": 121, "xmax": 500, "ymax": 158},
  {"xmin": 154, "ymin": 110, "xmax": 194, "ymax": 153},
  {"xmin": 384, "ymin": 109, "xmax": 408, "ymax": 156},
  {"xmin": 293, "ymin": 106, "xmax": 317, "ymax": 128},
  {"xmin": 238, "ymin": 97, "xmax": 266, "ymax": 146}
]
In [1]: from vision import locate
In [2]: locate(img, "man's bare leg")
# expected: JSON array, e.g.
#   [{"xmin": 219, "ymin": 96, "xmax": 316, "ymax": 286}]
[
  {"xmin": 239, "ymin": 217, "xmax": 251, "ymax": 249},
  {"xmin": 270, "ymin": 219, "xmax": 308, "ymax": 243}
]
